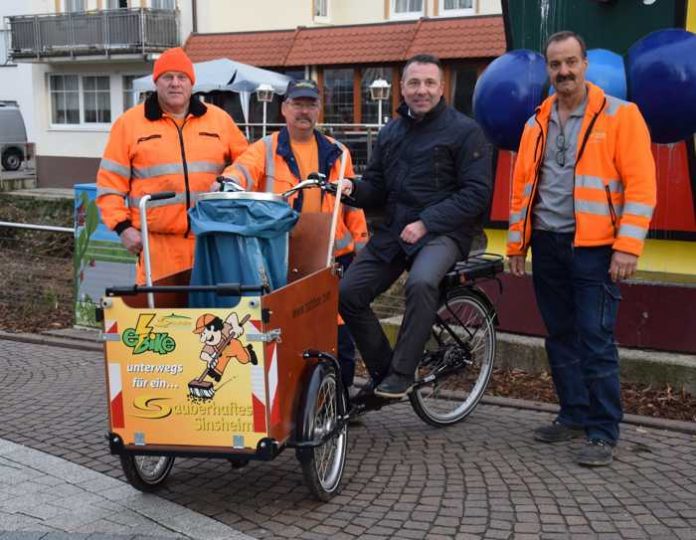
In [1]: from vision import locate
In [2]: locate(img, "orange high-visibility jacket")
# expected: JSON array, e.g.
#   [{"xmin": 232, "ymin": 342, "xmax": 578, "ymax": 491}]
[
  {"xmin": 222, "ymin": 128, "xmax": 368, "ymax": 257},
  {"xmin": 507, "ymin": 82, "xmax": 656, "ymax": 258},
  {"xmin": 97, "ymin": 94, "xmax": 248, "ymax": 282}
]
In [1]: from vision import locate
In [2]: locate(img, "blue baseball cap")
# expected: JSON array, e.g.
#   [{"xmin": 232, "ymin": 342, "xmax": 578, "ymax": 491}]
[{"xmin": 285, "ymin": 79, "xmax": 320, "ymax": 100}]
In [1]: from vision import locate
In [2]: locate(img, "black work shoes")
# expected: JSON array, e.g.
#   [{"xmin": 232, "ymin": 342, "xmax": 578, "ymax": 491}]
[
  {"xmin": 577, "ymin": 439, "xmax": 614, "ymax": 467},
  {"xmin": 533, "ymin": 421, "xmax": 585, "ymax": 443},
  {"xmin": 374, "ymin": 372, "xmax": 414, "ymax": 399}
]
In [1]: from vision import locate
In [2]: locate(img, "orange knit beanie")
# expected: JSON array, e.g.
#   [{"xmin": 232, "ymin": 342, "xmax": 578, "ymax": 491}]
[{"xmin": 153, "ymin": 47, "xmax": 195, "ymax": 84}]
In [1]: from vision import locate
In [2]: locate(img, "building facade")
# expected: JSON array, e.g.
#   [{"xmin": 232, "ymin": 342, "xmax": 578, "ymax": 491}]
[{"xmin": 4, "ymin": 0, "xmax": 502, "ymax": 187}]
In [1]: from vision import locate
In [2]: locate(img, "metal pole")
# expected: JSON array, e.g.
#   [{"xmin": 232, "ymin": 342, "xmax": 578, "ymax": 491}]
[
  {"xmin": 326, "ymin": 148, "xmax": 348, "ymax": 267},
  {"xmin": 0, "ymin": 221, "xmax": 73, "ymax": 234},
  {"xmin": 262, "ymin": 101, "xmax": 267, "ymax": 138},
  {"xmin": 138, "ymin": 195, "xmax": 154, "ymax": 308},
  {"xmin": 377, "ymin": 99, "xmax": 383, "ymax": 129}
]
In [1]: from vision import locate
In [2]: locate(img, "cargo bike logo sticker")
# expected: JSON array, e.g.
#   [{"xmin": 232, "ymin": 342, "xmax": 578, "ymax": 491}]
[{"xmin": 122, "ymin": 314, "xmax": 177, "ymax": 355}]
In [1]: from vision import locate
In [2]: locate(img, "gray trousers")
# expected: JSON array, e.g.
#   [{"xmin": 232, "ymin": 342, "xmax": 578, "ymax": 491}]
[{"xmin": 338, "ymin": 236, "xmax": 462, "ymax": 381}]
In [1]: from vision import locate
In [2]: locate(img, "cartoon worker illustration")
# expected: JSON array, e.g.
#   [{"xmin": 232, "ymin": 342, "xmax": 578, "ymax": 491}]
[{"xmin": 188, "ymin": 312, "xmax": 257, "ymax": 399}]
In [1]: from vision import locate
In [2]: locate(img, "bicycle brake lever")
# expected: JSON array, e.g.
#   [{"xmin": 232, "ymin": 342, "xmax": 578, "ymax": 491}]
[{"xmin": 323, "ymin": 180, "xmax": 359, "ymax": 206}]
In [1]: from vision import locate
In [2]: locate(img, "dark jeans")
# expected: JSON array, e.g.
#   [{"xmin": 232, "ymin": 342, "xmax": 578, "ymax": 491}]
[
  {"xmin": 531, "ymin": 230, "xmax": 623, "ymax": 444},
  {"xmin": 339, "ymin": 236, "xmax": 462, "ymax": 382}
]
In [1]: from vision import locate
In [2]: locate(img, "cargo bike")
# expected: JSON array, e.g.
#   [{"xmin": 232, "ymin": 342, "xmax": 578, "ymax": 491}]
[{"xmin": 100, "ymin": 170, "xmax": 503, "ymax": 501}]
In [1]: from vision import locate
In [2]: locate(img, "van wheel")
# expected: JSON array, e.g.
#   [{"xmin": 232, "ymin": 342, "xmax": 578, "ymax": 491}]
[{"xmin": 2, "ymin": 148, "xmax": 23, "ymax": 171}]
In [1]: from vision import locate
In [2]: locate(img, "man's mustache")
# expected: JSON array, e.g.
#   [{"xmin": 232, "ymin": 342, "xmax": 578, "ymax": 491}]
[{"xmin": 556, "ymin": 74, "xmax": 575, "ymax": 83}]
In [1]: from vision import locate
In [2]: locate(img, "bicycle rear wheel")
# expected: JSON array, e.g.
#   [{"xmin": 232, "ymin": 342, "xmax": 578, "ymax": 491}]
[{"xmin": 410, "ymin": 289, "xmax": 496, "ymax": 426}]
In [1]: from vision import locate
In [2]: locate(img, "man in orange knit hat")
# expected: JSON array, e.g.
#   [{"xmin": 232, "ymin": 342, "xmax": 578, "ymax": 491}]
[{"xmin": 97, "ymin": 47, "xmax": 248, "ymax": 284}]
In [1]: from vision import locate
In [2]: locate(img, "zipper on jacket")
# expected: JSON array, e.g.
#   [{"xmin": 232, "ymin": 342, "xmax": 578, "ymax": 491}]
[
  {"xmin": 170, "ymin": 117, "xmax": 192, "ymax": 237},
  {"xmin": 520, "ymin": 115, "xmax": 547, "ymax": 251},
  {"xmin": 605, "ymin": 185, "xmax": 618, "ymax": 235},
  {"xmin": 571, "ymin": 98, "xmax": 605, "ymax": 241}
]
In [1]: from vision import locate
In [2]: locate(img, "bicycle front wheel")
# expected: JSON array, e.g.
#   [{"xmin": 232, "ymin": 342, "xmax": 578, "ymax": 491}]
[
  {"xmin": 296, "ymin": 363, "xmax": 347, "ymax": 501},
  {"xmin": 410, "ymin": 289, "xmax": 496, "ymax": 426}
]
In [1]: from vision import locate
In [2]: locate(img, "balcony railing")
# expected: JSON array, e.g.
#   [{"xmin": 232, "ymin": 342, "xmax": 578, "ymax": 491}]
[{"xmin": 7, "ymin": 8, "xmax": 179, "ymax": 60}]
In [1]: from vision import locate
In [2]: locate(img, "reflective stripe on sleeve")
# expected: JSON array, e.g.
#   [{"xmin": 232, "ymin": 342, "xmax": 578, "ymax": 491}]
[
  {"xmin": 509, "ymin": 206, "xmax": 528, "ymax": 226},
  {"xmin": 623, "ymin": 202, "xmax": 654, "ymax": 219},
  {"xmin": 618, "ymin": 223, "xmax": 648, "ymax": 241},
  {"xmin": 96, "ymin": 187, "xmax": 127, "ymax": 199},
  {"xmin": 99, "ymin": 159, "xmax": 131, "ymax": 179},
  {"xmin": 507, "ymin": 230, "xmax": 521, "ymax": 243},
  {"xmin": 233, "ymin": 163, "xmax": 254, "ymax": 190}
]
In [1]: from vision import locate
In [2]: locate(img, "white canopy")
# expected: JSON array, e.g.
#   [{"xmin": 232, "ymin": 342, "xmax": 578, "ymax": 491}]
[{"xmin": 132, "ymin": 58, "xmax": 291, "ymax": 124}]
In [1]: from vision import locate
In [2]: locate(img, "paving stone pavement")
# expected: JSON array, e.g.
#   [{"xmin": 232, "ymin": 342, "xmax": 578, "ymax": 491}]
[
  {"xmin": 1, "ymin": 338, "xmax": 695, "ymax": 539},
  {"xmin": 0, "ymin": 438, "xmax": 253, "ymax": 540}
]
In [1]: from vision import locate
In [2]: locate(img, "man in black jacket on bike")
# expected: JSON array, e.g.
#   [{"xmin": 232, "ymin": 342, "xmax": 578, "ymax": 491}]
[{"xmin": 339, "ymin": 54, "xmax": 493, "ymax": 398}]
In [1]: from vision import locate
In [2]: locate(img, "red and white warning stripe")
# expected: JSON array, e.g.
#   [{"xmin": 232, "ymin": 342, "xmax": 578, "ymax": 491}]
[
  {"xmin": 108, "ymin": 363, "xmax": 124, "ymax": 428},
  {"xmin": 246, "ymin": 319, "xmax": 268, "ymax": 433},
  {"xmin": 102, "ymin": 320, "xmax": 120, "ymax": 341}
]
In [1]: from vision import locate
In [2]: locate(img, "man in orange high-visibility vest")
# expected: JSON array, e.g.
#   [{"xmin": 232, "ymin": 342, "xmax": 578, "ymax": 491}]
[
  {"xmin": 507, "ymin": 31, "xmax": 656, "ymax": 467},
  {"xmin": 220, "ymin": 79, "xmax": 368, "ymax": 391},
  {"xmin": 97, "ymin": 47, "xmax": 248, "ymax": 284}
]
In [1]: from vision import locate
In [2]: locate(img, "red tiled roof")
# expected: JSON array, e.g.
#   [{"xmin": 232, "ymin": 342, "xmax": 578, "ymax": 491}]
[
  {"xmin": 184, "ymin": 15, "xmax": 504, "ymax": 67},
  {"xmin": 184, "ymin": 29, "xmax": 296, "ymax": 66},
  {"xmin": 407, "ymin": 16, "xmax": 505, "ymax": 59},
  {"xmin": 284, "ymin": 22, "xmax": 417, "ymax": 66}
]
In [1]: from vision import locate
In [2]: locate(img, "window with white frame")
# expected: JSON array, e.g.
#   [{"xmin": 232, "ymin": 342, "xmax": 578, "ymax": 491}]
[
  {"xmin": 391, "ymin": 0, "xmax": 424, "ymax": 19},
  {"xmin": 83, "ymin": 76, "xmax": 111, "ymax": 123},
  {"xmin": 64, "ymin": 0, "xmax": 86, "ymax": 12},
  {"xmin": 440, "ymin": 0, "xmax": 474, "ymax": 15},
  {"xmin": 123, "ymin": 74, "xmax": 146, "ymax": 111},
  {"xmin": 314, "ymin": 0, "xmax": 328, "ymax": 19},
  {"xmin": 151, "ymin": 0, "xmax": 176, "ymax": 9},
  {"xmin": 50, "ymin": 75, "xmax": 80, "ymax": 124},
  {"xmin": 50, "ymin": 74, "xmax": 112, "ymax": 125}
]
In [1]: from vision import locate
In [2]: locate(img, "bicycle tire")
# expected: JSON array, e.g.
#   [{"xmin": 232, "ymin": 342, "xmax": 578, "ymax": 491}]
[
  {"xmin": 296, "ymin": 363, "xmax": 348, "ymax": 501},
  {"xmin": 409, "ymin": 288, "xmax": 496, "ymax": 427},
  {"xmin": 119, "ymin": 454, "xmax": 174, "ymax": 492}
]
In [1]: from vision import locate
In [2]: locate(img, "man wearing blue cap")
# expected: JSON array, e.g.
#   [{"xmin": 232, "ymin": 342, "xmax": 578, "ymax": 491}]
[{"xmin": 220, "ymin": 80, "xmax": 368, "ymax": 391}]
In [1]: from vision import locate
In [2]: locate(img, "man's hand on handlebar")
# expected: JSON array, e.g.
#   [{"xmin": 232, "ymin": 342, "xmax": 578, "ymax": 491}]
[
  {"xmin": 212, "ymin": 175, "xmax": 245, "ymax": 193},
  {"xmin": 120, "ymin": 226, "xmax": 142, "ymax": 255},
  {"xmin": 323, "ymin": 178, "xmax": 358, "ymax": 206}
]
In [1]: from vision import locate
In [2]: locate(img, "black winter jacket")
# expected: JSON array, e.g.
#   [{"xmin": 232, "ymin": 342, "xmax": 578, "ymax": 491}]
[{"xmin": 352, "ymin": 98, "xmax": 492, "ymax": 261}]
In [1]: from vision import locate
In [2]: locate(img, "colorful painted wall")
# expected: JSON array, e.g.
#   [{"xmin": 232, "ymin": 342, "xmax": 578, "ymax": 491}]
[{"xmin": 478, "ymin": 0, "xmax": 696, "ymax": 353}]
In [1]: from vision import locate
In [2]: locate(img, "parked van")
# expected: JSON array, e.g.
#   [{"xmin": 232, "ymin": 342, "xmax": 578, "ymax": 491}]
[{"xmin": 0, "ymin": 101, "xmax": 28, "ymax": 171}]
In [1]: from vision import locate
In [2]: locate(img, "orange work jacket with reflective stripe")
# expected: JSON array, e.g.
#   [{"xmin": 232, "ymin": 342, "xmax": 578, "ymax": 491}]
[
  {"xmin": 96, "ymin": 93, "xmax": 248, "ymax": 282},
  {"xmin": 507, "ymin": 82, "xmax": 656, "ymax": 258},
  {"xmin": 222, "ymin": 128, "xmax": 368, "ymax": 258}
]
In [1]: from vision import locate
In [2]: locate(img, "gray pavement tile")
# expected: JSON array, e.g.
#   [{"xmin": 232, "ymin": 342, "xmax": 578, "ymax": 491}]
[{"xmin": 3, "ymin": 338, "xmax": 696, "ymax": 539}]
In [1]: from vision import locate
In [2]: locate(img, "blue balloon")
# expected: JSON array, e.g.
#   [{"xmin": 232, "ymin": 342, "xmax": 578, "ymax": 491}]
[
  {"xmin": 628, "ymin": 29, "xmax": 696, "ymax": 144},
  {"xmin": 587, "ymin": 49, "xmax": 627, "ymax": 100},
  {"xmin": 473, "ymin": 50, "xmax": 546, "ymax": 151}
]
